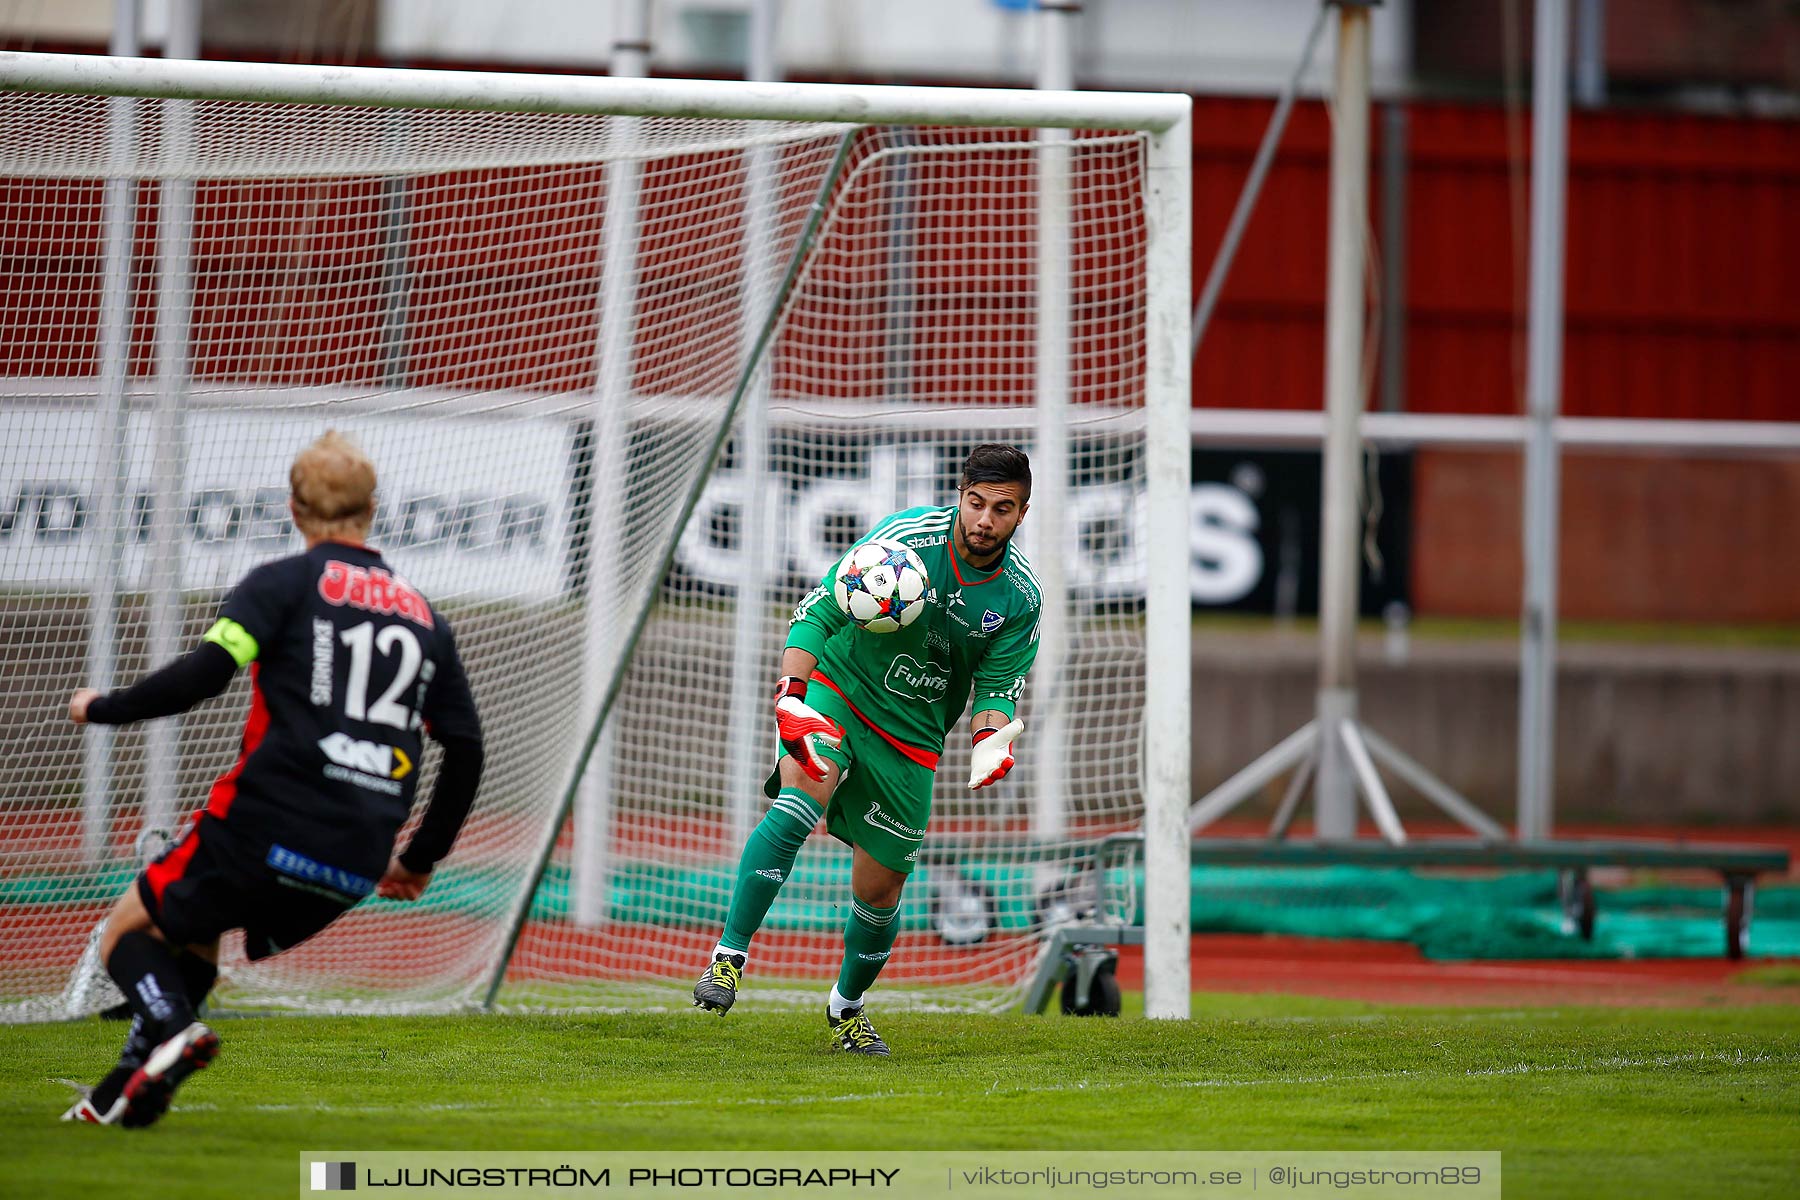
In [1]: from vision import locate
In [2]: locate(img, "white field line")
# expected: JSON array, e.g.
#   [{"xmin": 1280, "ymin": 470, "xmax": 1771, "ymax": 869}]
[{"xmin": 44, "ymin": 1049, "xmax": 1785, "ymax": 1118}]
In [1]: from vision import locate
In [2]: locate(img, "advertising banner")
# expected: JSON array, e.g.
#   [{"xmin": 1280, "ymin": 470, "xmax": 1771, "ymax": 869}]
[{"xmin": 0, "ymin": 408, "xmax": 570, "ymax": 601}]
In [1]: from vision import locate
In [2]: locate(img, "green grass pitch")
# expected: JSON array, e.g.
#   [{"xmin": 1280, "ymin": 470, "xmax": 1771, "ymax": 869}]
[{"xmin": 3, "ymin": 993, "xmax": 1796, "ymax": 1200}]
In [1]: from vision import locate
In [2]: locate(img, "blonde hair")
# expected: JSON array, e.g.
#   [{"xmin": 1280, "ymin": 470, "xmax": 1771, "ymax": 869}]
[{"xmin": 290, "ymin": 430, "xmax": 376, "ymax": 540}]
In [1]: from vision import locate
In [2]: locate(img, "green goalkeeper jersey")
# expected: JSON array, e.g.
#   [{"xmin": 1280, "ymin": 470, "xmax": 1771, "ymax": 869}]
[{"xmin": 786, "ymin": 504, "xmax": 1042, "ymax": 756}]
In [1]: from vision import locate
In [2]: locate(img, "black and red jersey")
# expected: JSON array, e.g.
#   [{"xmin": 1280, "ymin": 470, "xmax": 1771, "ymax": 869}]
[{"xmin": 197, "ymin": 541, "xmax": 481, "ymax": 882}]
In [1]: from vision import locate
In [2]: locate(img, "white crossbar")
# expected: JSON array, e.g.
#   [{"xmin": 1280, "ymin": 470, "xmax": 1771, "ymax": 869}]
[{"xmin": 0, "ymin": 50, "xmax": 1190, "ymax": 132}]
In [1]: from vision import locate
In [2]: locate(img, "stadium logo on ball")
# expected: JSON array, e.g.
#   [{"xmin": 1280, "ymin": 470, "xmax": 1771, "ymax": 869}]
[{"xmin": 833, "ymin": 538, "xmax": 930, "ymax": 635}]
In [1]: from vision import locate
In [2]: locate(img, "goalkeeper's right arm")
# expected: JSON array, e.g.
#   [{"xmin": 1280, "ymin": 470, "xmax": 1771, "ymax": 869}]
[{"xmin": 773, "ymin": 648, "xmax": 841, "ymax": 783}]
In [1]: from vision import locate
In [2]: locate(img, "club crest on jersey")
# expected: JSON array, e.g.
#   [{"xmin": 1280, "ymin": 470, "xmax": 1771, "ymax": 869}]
[
  {"xmin": 318, "ymin": 560, "xmax": 434, "ymax": 630},
  {"xmin": 980, "ymin": 610, "xmax": 1005, "ymax": 635}
]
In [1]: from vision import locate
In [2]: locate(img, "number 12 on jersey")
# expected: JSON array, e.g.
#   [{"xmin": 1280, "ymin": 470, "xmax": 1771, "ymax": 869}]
[{"xmin": 321, "ymin": 619, "xmax": 435, "ymax": 731}]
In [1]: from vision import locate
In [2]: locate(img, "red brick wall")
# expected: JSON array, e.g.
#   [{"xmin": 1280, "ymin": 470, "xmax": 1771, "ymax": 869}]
[{"xmin": 1412, "ymin": 450, "xmax": 1800, "ymax": 622}]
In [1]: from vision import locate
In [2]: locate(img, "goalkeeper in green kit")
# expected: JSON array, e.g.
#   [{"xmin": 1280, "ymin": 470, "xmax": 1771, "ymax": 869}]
[{"xmin": 692, "ymin": 444, "xmax": 1040, "ymax": 1055}]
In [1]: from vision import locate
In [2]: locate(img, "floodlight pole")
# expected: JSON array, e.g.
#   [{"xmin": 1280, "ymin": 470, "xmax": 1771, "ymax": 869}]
[
  {"xmin": 1312, "ymin": 0, "xmax": 1372, "ymax": 838},
  {"xmin": 1187, "ymin": 0, "xmax": 1507, "ymax": 847}
]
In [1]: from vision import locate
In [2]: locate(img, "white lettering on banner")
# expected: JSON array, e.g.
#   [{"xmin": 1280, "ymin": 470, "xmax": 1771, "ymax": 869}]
[
  {"xmin": 9, "ymin": 407, "xmax": 1298, "ymax": 609},
  {"xmin": 0, "ymin": 408, "xmax": 568, "ymax": 600},
  {"xmin": 676, "ymin": 445, "xmax": 1269, "ymax": 608},
  {"xmin": 1189, "ymin": 484, "xmax": 1263, "ymax": 604}
]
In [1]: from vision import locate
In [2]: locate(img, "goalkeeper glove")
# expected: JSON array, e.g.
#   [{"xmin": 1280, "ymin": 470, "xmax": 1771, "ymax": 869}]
[
  {"xmin": 774, "ymin": 675, "xmax": 843, "ymax": 783},
  {"xmin": 968, "ymin": 719, "xmax": 1024, "ymax": 790}
]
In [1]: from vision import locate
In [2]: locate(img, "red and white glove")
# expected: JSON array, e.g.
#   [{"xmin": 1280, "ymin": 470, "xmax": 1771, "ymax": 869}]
[
  {"xmin": 968, "ymin": 720, "xmax": 1024, "ymax": 790},
  {"xmin": 774, "ymin": 675, "xmax": 843, "ymax": 783}
]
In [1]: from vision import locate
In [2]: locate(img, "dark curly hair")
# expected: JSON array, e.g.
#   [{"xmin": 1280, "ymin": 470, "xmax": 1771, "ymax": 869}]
[{"xmin": 958, "ymin": 444, "xmax": 1031, "ymax": 499}]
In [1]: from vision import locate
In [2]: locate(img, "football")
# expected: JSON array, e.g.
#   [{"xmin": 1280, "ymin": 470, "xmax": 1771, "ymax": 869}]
[{"xmin": 832, "ymin": 538, "xmax": 931, "ymax": 634}]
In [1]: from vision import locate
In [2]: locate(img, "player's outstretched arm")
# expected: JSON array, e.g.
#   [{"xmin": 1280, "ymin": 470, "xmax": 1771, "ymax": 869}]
[
  {"xmin": 73, "ymin": 566, "xmax": 284, "ymax": 727},
  {"xmin": 69, "ymin": 640, "xmax": 239, "ymax": 727}
]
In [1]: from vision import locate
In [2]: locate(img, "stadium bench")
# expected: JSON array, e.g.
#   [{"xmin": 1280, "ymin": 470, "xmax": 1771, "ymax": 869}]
[{"xmin": 1021, "ymin": 835, "xmax": 1791, "ymax": 1014}]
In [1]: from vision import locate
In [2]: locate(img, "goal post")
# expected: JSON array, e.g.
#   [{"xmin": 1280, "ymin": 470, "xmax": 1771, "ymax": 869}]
[{"xmin": 0, "ymin": 51, "xmax": 1190, "ymax": 1020}]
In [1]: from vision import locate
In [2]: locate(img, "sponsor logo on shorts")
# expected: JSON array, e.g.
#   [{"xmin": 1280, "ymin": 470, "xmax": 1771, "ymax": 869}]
[
  {"xmin": 856, "ymin": 950, "xmax": 891, "ymax": 962},
  {"xmin": 318, "ymin": 733, "xmax": 412, "ymax": 796},
  {"xmin": 862, "ymin": 802, "xmax": 926, "ymax": 843},
  {"xmin": 267, "ymin": 843, "xmax": 376, "ymax": 899}
]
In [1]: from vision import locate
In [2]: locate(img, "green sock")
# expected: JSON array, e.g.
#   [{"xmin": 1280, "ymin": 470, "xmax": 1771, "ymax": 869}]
[
  {"xmin": 835, "ymin": 896, "xmax": 901, "ymax": 1005},
  {"xmin": 720, "ymin": 790, "xmax": 820, "ymax": 953}
]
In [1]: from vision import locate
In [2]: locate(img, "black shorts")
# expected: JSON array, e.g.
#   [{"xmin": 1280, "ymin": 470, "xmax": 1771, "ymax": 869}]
[{"xmin": 138, "ymin": 815, "xmax": 372, "ymax": 961}]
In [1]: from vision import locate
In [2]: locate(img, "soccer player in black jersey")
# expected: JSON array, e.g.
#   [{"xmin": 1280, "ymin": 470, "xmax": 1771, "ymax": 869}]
[{"xmin": 61, "ymin": 431, "xmax": 485, "ymax": 1127}]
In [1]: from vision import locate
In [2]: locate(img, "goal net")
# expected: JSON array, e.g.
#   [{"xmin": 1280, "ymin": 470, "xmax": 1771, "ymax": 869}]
[{"xmin": 0, "ymin": 56, "xmax": 1189, "ymax": 1019}]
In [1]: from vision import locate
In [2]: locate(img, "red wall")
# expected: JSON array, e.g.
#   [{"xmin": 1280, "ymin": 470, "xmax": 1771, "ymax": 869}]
[
  {"xmin": 1193, "ymin": 96, "xmax": 1800, "ymax": 421},
  {"xmin": 2, "ymin": 89, "xmax": 1795, "ymax": 421},
  {"xmin": 1413, "ymin": 450, "xmax": 1800, "ymax": 622}
]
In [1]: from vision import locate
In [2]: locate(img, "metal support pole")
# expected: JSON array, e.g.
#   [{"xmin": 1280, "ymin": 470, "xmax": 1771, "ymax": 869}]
[
  {"xmin": 1340, "ymin": 719, "xmax": 1405, "ymax": 845},
  {"xmin": 723, "ymin": 0, "xmax": 785, "ymax": 852},
  {"xmin": 1191, "ymin": 3, "xmax": 1327, "ymax": 358},
  {"xmin": 1266, "ymin": 743, "xmax": 1319, "ymax": 839},
  {"xmin": 1315, "ymin": 1, "xmax": 1371, "ymax": 839},
  {"xmin": 1518, "ymin": 0, "xmax": 1569, "ymax": 840},
  {"xmin": 573, "ymin": 0, "xmax": 652, "ymax": 928},
  {"xmin": 84, "ymin": 0, "xmax": 141, "ymax": 865},
  {"xmin": 1574, "ymin": 0, "xmax": 1606, "ymax": 108},
  {"xmin": 1142, "ymin": 106, "xmax": 1192, "ymax": 1020},
  {"xmin": 1362, "ymin": 726, "xmax": 1507, "ymax": 839},
  {"xmin": 1379, "ymin": 102, "xmax": 1407, "ymax": 413},
  {"xmin": 1032, "ymin": 0, "xmax": 1077, "ymax": 841},
  {"xmin": 1189, "ymin": 721, "xmax": 1318, "ymax": 833},
  {"xmin": 146, "ymin": 0, "xmax": 199, "ymax": 841},
  {"xmin": 379, "ymin": 114, "xmax": 412, "ymax": 388},
  {"xmin": 1187, "ymin": 8, "xmax": 1505, "ymax": 851}
]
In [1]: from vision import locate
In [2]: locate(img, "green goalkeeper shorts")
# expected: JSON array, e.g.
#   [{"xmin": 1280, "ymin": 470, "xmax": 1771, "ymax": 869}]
[{"xmin": 763, "ymin": 683, "xmax": 936, "ymax": 876}]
